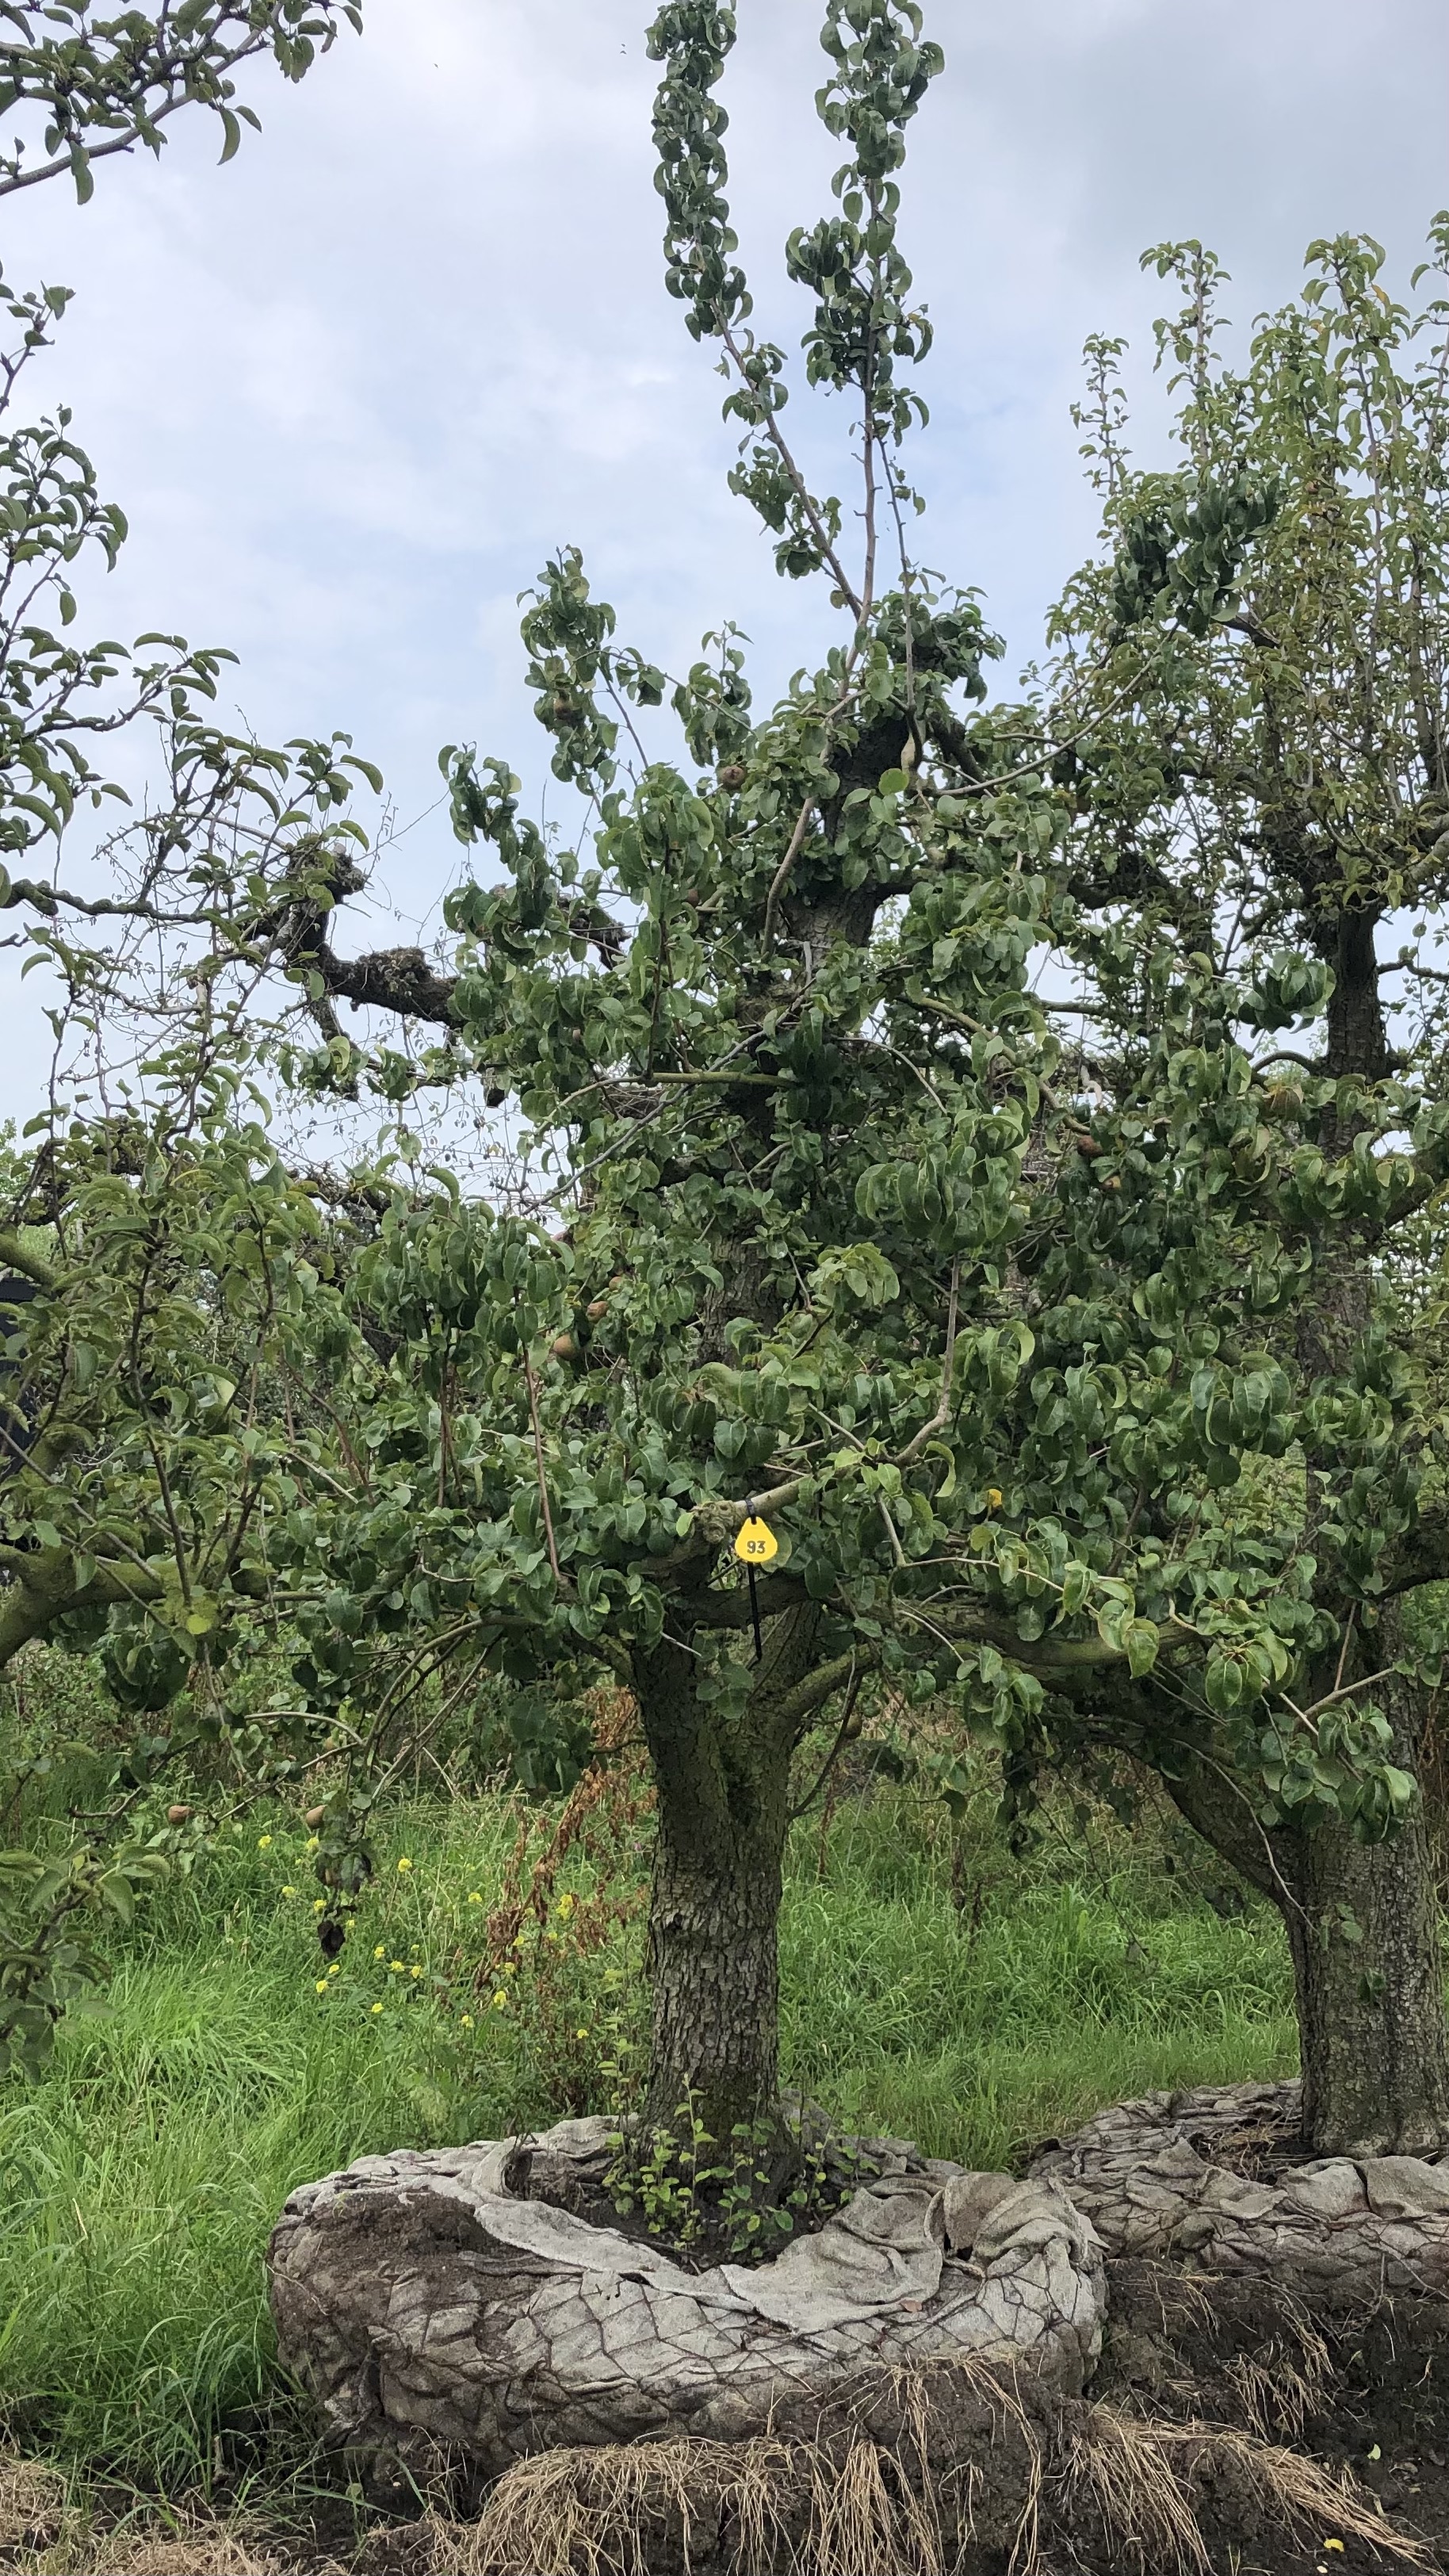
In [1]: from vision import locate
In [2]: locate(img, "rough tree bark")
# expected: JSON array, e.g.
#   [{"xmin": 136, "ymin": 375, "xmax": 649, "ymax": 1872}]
[
  {"xmin": 1218, "ymin": 889, "xmax": 1449, "ymax": 2155},
  {"xmin": 633, "ymin": 1603, "xmax": 826, "ymax": 2140},
  {"xmin": 1163, "ymin": 1643, "xmax": 1449, "ymax": 2157},
  {"xmin": 1282, "ymin": 1690, "xmax": 1449, "ymax": 2158}
]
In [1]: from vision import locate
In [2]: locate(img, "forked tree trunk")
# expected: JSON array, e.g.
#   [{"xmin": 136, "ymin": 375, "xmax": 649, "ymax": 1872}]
[{"xmin": 633, "ymin": 1633, "xmax": 800, "ymax": 2142}]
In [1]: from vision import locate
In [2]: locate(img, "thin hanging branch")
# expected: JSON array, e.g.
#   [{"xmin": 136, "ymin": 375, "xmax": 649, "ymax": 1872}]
[
  {"xmin": 897, "ymin": 1260, "xmax": 962, "ymax": 1464},
  {"xmin": 761, "ymin": 796, "xmax": 818, "ymax": 956},
  {"xmin": 522, "ymin": 1348, "xmax": 562, "ymax": 1585}
]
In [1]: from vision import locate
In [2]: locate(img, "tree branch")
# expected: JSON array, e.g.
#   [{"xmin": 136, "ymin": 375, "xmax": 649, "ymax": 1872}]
[
  {"xmin": 769, "ymin": 1643, "xmax": 881, "ymax": 1739},
  {"xmin": 679, "ymin": 1573, "xmax": 813, "ymax": 1630},
  {"xmin": 762, "ymin": 795, "xmax": 817, "ymax": 957},
  {"xmin": 897, "ymin": 1260, "xmax": 960, "ymax": 1465},
  {"xmin": 312, "ymin": 942, "xmax": 461, "ymax": 1025},
  {"xmin": 0, "ymin": 1228, "xmax": 55, "ymax": 1291}
]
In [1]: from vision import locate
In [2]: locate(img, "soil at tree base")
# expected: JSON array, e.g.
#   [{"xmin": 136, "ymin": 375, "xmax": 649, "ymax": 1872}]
[
  {"xmin": 1094, "ymin": 2259, "xmax": 1449, "ymax": 2566},
  {"xmin": 330, "ymin": 2276, "xmax": 1449, "ymax": 2575},
  {"xmin": 11, "ymin": 2253, "xmax": 1449, "ymax": 2574},
  {"xmin": 507, "ymin": 2120, "xmax": 881, "ymax": 2271}
]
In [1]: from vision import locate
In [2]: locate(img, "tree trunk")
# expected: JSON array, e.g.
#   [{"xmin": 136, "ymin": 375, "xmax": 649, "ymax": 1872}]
[
  {"xmin": 1284, "ymin": 1786, "xmax": 1449, "ymax": 2157},
  {"xmin": 644, "ymin": 1762, "xmax": 787, "ymax": 2142},
  {"xmin": 1162, "ymin": 1649, "xmax": 1449, "ymax": 2157},
  {"xmin": 1280, "ymin": 913, "xmax": 1449, "ymax": 2149},
  {"xmin": 633, "ymin": 1632, "xmax": 802, "ymax": 2142}
]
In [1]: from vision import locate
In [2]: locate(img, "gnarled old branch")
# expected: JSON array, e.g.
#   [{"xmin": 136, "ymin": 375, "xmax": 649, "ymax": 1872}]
[
  {"xmin": 312, "ymin": 941, "xmax": 461, "ymax": 1025},
  {"xmin": 289, "ymin": 897, "xmax": 626, "ymax": 1034}
]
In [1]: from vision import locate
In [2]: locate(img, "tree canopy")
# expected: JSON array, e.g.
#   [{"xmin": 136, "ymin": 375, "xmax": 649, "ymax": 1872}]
[
  {"xmin": 0, "ymin": 0, "xmax": 365, "ymax": 2075},
  {"xmin": 3, "ymin": 2, "xmax": 1449, "ymax": 2161},
  {"xmin": 0, "ymin": 2, "xmax": 361, "ymax": 201}
]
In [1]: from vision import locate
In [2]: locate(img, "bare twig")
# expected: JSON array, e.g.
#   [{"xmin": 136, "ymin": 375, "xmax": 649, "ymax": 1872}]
[
  {"xmin": 522, "ymin": 1348, "xmax": 562, "ymax": 1585},
  {"xmin": 761, "ymin": 796, "xmax": 817, "ymax": 957},
  {"xmin": 897, "ymin": 1260, "xmax": 962, "ymax": 1464}
]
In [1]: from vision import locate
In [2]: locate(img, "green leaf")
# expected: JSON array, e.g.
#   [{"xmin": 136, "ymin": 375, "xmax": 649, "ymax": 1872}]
[
  {"xmin": 96, "ymin": 1871, "xmax": 134, "ymax": 1927},
  {"xmin": 1205, "ymin": 1653, "xmax": 1244, "ymax": 1714},
  {"xmin": 1125, "ymin": 1617, "xmax": 1160, "ymax": 1678}
]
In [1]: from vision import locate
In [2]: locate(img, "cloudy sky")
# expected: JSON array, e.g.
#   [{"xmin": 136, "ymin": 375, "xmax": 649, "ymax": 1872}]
[{"xmin": 0, "ymin": 0, "xmax": 1445, "ymax": 1112}]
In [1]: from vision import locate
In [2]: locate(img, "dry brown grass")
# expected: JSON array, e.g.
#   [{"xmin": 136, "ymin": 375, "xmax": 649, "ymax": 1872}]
[
  {"xmin": 1223, "ymin": 2337, "xmax": 1330, "ymax": 2445},
  {"xmin": 0, "ymin": 2470, "xmax": 301, "ymax": 2576},
  {"xmin": 437, "ymin": 2436, "xmax": 806, "ymax": 2576},
  {"xmin": 1162, "ymin": 2421, "xmax": 1435, "ymax": 2567},
  {"xmin": 1057, "ymin": 2407, "xmax": 1215, "ymax": 2576},
  {"xmin": 0, "ymin": 2450, "xmax": 69, "ymax": 2552},
  {"xmin": 411, "ymin": 2356, "xmax": 1434, "ymax": 2576},
  {"xmin": 429, "ymin": 2429, "xmax": 951, "ymax": 2576},
  {"xmin": 1058, "ymin": 2407, "xmax": 1434, "ymax": 2576},
  {"xmin": 78, "ymin": 2538, "xmax": 285, "ymax": 2576},
  {"xmin": 809, "ymin": 2431, "xmax": 942, "ymax": 2576},
  {"xmin": 0, "ymin": 2443, "xmax": 358, "ymax": 2576}
]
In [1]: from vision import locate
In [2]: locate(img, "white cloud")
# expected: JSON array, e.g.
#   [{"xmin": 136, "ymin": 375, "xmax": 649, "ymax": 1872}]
[{"xmin": 0, "ymin": 0, "xmax": 1443, "ymax": 1110}]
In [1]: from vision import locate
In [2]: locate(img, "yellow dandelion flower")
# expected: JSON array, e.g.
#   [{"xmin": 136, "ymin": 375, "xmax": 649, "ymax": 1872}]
[
  {"xmin": 460, "ymin": 2013, "xmax": 474, "ymax": 2029},
  {"xmin": 373, "ymin": 1943, "xmax": 385, "ymax": 1959},
  {"xmin": 575, "ymin": 2028, "xmax": 589, "ymax": 2040},
  {"xmin": 467, "ymin": 1891, "xmax": 483, "ymax": 1905},
  {"xmin": 985, "ymin": 1487, "xmax": 1004, "ymax": 1510},
  {"xmin": 370, "ymin": 2002, "xmax": 384, "ymax": 2015},
  {"xmin": 327, "ymin": 1962, "xmax": 341, "ymax": 1977},
  {"xmin": 389, "ymin": 1960, "xmax": 406, "ymax": 1973},
  {"xmin": 304, "ymin": 1835, "xmax": 319, "ymax": 1852},
  {"xmin": 312, "ymin": 1899, "xmax": 327, "ymax": 1914},
  {"xmin": 502, "ymin": 1959, "xmax": 516, "ymax": 1977},
  {"xmin": 315, "ymin": 1979, "xmax": 328, "ymax": 1994},
  {"xmin": 396, "ymin": 1857, "xmax": 413, "ymax": 1873},
  {"xmin": 556, "ymin": 1893, "xmax": 575, "ymax": 1916},
  {"xmin": 257, "ymin": 1835, "xmax": 273, "ymax": 1850},
  {"xmin": 410, "ymin": 1965, "xmax": 423, "ymax": 1980},
  {"xmin": 281, "ymin": 1885, "xmax": 296, "ymax": 1898},
  {"xmin": 491, "ymin": 1989, "xmax": 509, "ymax": 2009}
]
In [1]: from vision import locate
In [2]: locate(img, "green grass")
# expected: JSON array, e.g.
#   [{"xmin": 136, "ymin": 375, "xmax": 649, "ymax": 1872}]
[
  {"xmin": 0, "ymin": 1785, "xmax": 1295, "ymax": 2487},
  {"xmin": 782, "ymin": 1828, "xmax": 1292, "ymax": 2167}
]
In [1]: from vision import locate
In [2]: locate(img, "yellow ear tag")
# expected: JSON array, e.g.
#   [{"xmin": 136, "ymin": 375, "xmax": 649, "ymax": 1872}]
[{"xmin": 734, "ymin": 1517, "xmax": 779, "ymax": 1565}]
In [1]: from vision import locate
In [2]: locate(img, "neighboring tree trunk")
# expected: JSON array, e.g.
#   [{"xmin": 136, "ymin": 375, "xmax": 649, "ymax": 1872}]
[
  {"xmin": 1238, "ymin": 910, "xmax": 1449, "ymax": 2152},
  {"xmin": 1283, "ymin": 1766, "xmax": 1449, "ymax": 2157},
  {"xmin": 1162, "ymin": 1637, "xmax": 1449, "ymax": 2157},
  {"xmin": 633, "ymin": 1606, "xmax": 821, "ymax": 2141}
]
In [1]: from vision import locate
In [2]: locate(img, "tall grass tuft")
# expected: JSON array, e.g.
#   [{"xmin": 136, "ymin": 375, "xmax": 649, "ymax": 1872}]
[{"xmin": 0, "ymin": 1782, "xmax": 1294, "ymax": 2486}]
